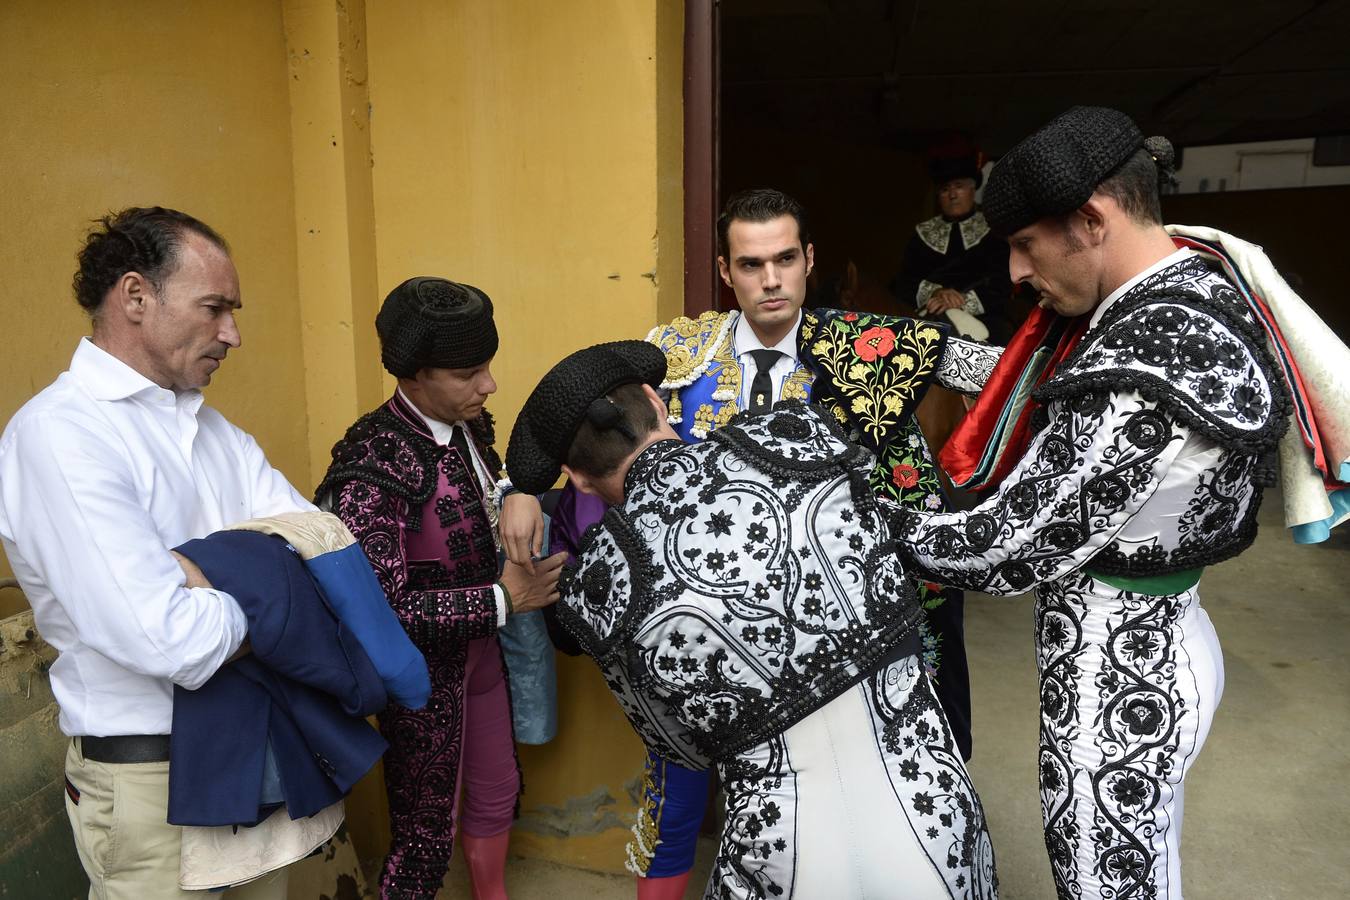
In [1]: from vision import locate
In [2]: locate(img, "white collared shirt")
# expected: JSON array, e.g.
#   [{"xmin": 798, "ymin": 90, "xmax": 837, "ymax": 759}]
[
  {"xmin": 733, "ymin": 310, "xmax": 803, "ymax": 409},
  {"xmin": 1089, "ymin": 247, "xmax": 1196, "ymax": 330},
  {"xmin": 396, "ymin": 388, "xmax": 508, "ymax": 627},
  {"xmin": 0, "ymin": 339, "xmax": 313, "ymax": 736}
]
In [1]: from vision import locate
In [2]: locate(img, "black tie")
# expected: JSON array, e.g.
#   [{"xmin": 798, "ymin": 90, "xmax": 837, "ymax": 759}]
[{"xmin": 747, "ymin": 349, "xmax": 782, "ymax": 414}]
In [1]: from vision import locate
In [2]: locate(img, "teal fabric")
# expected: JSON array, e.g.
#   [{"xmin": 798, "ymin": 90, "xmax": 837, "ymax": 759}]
[
  {"xmin": 1292, "ymin": 483, "xmax": 1350, "ymax": 545},
  {"xmin": 497, "ymin": 514, "xmax": 559, "ymax": 744}
]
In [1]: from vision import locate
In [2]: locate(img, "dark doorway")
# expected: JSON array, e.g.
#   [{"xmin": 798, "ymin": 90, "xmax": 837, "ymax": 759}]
[{"xmin": 691, "ymin": 0, "xmax": 1350, "ymax": 328}]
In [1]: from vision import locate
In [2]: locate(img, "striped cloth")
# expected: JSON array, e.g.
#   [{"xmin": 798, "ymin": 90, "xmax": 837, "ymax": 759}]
[{"xmin": 1167, "ymin": 224, "xmax": 1350, "ymax": 543}]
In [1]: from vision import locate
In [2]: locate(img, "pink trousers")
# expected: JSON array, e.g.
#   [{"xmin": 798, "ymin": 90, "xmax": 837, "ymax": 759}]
[{"xmin": 379, "ymin": 635, "xmax": 520, "ymax": 898}]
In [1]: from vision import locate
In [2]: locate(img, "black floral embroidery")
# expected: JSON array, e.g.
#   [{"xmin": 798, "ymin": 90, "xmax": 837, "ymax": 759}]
[
  {"xmin": 896, "ymin": 393, "xmax": 1185, "ymax": 595},
  {"xmin": 937, "ymin": 336, "xmax": 1003, "ymax": 396},
  {"xmin": 559, "ymin": 403, "xmax": 925, "ymax": 763},
  {"xmin": 706, "ymin": 736, "xmax": 795, "ymax": 899},
  {"xmin": 1036, "ymin": 256, "xmax": 1290, "ymax": 460},
  {"xmin": 869, "ymin": 655, "xmax": 998, "ymax": 898},
  {"xmin": 900, "ymin": 338, "xmax": 1276, "ymax": 584},
  {"xmin": 1031, "ymin": 571, "xmax": 1212, "ymax": 900}
]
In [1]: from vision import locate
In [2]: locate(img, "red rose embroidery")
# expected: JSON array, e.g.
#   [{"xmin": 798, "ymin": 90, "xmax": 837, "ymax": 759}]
[
  {"xmin": 853, "ymin": 326, "xmax": 896, "ymax": 362},
  {"xmin": 923, "ymin": 581, "xmax": 944, "ymax": 594},
  {"xmin": 843, "ymin": 312, "xmax": 858, "ymax": 321},
  {"xmin": 892, "ymin": 463, "xmax": 919, "ymax": 489}
]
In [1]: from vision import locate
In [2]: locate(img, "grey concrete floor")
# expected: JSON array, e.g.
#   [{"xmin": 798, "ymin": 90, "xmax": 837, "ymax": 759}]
[{"xmin": 437, "ymin": 489, "xmax": 1350, "ymax": 898}]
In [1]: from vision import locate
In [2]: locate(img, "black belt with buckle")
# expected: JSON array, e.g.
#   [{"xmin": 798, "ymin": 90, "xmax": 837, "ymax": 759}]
[{"xmin": 80, "ymin": 734, "xmax": 171, "ymax": 764}]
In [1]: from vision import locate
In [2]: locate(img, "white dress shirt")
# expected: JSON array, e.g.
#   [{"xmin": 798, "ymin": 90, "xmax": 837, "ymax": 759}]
[
  {"xmin": 397, "ymin": 389, "xmax": 508, "ymax": 627},
  {"xmin": 0, "ymin": 339, "xmax": 313, "ymax": 736},
  {"xmin": 733, "ymin": 310, "xmax": 803, "ymax": 409}
]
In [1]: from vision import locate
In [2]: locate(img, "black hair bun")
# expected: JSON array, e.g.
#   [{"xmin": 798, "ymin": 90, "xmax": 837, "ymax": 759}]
[
  {"xmin": 586, "ymin": 397, "xmax": 622, "ymax": 429},
  {"xmin": 1144, "ymin": 136, "xmax": 1178, "ymax": 187}
]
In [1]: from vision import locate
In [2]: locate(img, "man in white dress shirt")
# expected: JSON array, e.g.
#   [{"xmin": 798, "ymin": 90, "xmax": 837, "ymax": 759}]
[{"xmin": 0, "ymin": 207, "xmax": 313, "ymax": 899}]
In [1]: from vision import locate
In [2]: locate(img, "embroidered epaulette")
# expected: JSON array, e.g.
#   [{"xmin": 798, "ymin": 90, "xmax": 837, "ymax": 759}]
[
  {"xmin": 1035, "ymin": 290, "xmax": 1290, "ymax": 455},
  {"xmin": 557, "ymin": 507, "xmax": 650, "ymax": 662},
  {"xmin": 315, "ymin": 404, "xmax": 503, "ymax": 508},
  {"xmin": 646, "ymin": 311, "xmax": 733, "ymax": 389},
  {"xmin": 713, "ymin": 400, "xmax": 873, "ymax": 484},
  {"xmin": 314, "ymin": 406, "xmax": 436, "ymax": 505}
]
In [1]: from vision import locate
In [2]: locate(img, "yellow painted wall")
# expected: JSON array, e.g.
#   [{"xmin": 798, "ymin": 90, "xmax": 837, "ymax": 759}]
[
  {"xmin": 0, "ymin": 0, "xmax": 311, "ymax": 616},
  {"xmin": 362, "ymin": 1, "xmax": 682, "ymax": 428}
]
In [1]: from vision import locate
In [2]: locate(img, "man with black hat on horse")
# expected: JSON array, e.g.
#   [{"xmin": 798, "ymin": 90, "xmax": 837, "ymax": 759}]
[
  {"xmin": 316, "ymin": 277, "xmax": 566, "ymax": 899},
  {"xmin": 892, "ymin": 106, "xmax": 1318, "ymax": 899},
  {"xmin": 507, "ymin": 341, "xmax": 998, "ymax": 900},
  {"xmin": 892, "ymin": 152, "xmax": 1013, "ymax": 344}
]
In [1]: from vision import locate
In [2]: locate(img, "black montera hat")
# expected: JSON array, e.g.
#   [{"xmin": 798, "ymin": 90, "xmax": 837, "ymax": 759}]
[
  {"xmin": 982, "ymin": 106, "xmax": 1145, "ymax": 236},
  {"xmin": 506, "ymin": 341, "xmax": 668, "ymax": 495},
  {"xmin": 930, "ymin": 154, "xmax": 984, "ymax": 189},
  {"xmin": 375, "ymin": 276, "xmax": 499, "ymax": 377}
]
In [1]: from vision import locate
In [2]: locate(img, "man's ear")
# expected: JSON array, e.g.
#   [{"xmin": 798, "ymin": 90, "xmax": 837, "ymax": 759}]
[
  {"xmin": 561, "ymin": 464, "xmax": 594, "ymax": 497},
  {"xmin": 804, "ymin": 242, "xmax": 815, "ymax": 277},
  {"xmin": 717, "ymin": 255, "xmax": 733, "ymax": 288},
  {"xmin": 116, "ymin": 271, "xmax": 152, "ymax": 323},
  {"xmin": 642, "ymin": 383, "xmax": 671, "ymax": 424},
  {"xmin": 1077, "ymin": 197, "xmax": 1109, "ymax": 246}
]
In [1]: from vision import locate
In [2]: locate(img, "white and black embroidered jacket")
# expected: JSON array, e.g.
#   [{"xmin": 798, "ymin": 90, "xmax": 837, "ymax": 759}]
[
  {"xmin": 896, "ymin": 253, "xmax": 1292, "ymax": 595},
  {"xmin": 557, "ymin": 403, "xmax": 925, "ymax": 768}
]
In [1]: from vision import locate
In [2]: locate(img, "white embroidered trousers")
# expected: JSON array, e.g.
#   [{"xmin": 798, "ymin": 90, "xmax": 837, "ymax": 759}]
[{"xmin": 1035, "ymin": 571, "xmax": 1223, "ymax": 900}]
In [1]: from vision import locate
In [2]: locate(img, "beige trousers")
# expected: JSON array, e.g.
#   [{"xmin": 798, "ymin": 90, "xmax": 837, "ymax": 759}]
[{"xmin": 63, "ymin": 740, "xmax": 290, "ymax": 900}]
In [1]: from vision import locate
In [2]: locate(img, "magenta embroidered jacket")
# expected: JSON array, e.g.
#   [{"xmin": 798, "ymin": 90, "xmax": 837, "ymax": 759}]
[{"xmin": 315, "ymin": 391, "xmax": 501, "ymax": 651}]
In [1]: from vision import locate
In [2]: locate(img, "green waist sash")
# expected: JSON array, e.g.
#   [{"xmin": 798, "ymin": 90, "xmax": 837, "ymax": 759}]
[{"xmin": 1084, "ymin": 567, "xmax": 1204, "ymax": 596}]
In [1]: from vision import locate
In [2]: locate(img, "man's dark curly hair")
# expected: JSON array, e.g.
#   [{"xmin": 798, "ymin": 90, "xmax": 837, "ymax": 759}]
[
  {"xmin": 716, "ymin": 188, "xmax": 811, "ymax": 258},
  {"xmin": 73, "ymin": 207, "xmax": 229, "ymax": 316}
]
